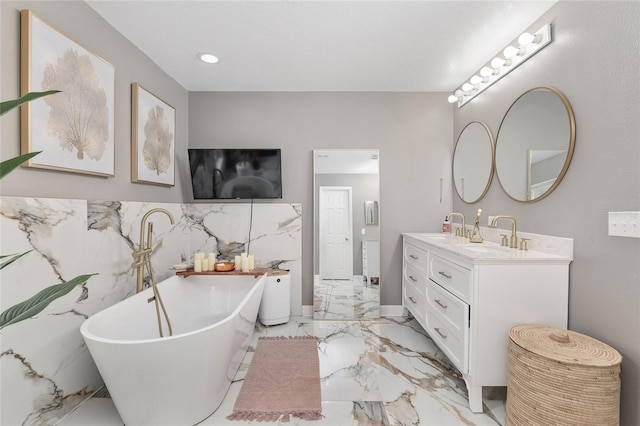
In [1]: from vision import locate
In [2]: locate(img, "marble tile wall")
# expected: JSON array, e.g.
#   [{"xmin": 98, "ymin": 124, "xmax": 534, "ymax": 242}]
[{"xmin": 0, "ymin": 196, "xmax": 302, "ymax": 426}]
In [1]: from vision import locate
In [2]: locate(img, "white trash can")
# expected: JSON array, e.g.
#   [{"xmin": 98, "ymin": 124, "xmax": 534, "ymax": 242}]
[{"xmin": 258, "ymin": 270, "xmax": 290, "ymax": 326}]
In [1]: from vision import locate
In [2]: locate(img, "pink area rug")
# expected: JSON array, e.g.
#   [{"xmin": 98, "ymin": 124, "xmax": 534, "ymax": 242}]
[{"xmin": 227, "ymin": 336, "xmax": 323, "ymax": 422}]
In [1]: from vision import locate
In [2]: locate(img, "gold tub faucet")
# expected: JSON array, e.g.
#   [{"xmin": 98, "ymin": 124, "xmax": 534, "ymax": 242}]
[
  {"xmin": 132, "ymin": 208, "xmax": 175, "ymax": 293},
  {"xmin": 131, "ymin": 208, "xmax": 176, "ymax": 337}
]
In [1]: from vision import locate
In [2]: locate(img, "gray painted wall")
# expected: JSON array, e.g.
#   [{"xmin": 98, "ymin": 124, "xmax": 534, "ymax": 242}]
[
  {"xmin": 188, "ymin": 92, "xmax": 453, "ymax": 306},
  {"xmin": 452, "ymin": 2, "xmax": 639, "ymax": 424},
  {"xmin": 1, "ymin": 1, "xmax": 189, "ymax": 203}
]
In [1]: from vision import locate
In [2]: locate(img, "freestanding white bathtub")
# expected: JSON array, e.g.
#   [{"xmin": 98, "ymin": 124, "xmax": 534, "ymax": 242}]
[{"xmin": 80, "ymin": 273, "xmax": 266, "ymax": 425}]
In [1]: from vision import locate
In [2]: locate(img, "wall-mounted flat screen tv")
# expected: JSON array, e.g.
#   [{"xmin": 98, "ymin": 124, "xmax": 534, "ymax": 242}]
[{"xmin": 188, "ymin": 149, "xmax": 282, "ymax": 199}]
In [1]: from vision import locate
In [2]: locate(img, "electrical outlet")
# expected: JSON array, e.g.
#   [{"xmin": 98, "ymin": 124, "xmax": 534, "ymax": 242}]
[
  {"xmin": 488, "ymin": 215, "xmax": 496, "ymax": 226},
  {"xmin": 608, "ymin": 212, "xmax": 640, "ymax": 238}
]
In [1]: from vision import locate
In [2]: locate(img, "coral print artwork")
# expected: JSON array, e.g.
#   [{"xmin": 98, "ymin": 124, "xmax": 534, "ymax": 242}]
[
  {"xmin": 131, "ymin": 83, "xmax": 176, "ymax": 186},
  {"xmin": 20, "ymin": 10, "xmax": 115, "ymax": 176}
]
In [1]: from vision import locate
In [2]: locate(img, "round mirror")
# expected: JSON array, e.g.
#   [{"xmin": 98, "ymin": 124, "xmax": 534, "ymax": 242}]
[
  {"xmin": 453, "ymin": 121, "xmax": 495, "ymax": 203},
  {"xmin": 495, "ymin": 87, "xmax": 575, "ymax": 202}
]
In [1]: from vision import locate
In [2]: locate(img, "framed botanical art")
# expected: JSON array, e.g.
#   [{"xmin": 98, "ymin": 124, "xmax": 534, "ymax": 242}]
[
  {"xmin": 131, "ymin": 83, "xmax": 176, "ymax": 186},
  {"xmin": 20, "ymin": 10, "xmax": 115, "ymax": 176}
]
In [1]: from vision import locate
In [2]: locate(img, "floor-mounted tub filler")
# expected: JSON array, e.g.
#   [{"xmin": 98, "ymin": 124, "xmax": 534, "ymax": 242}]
[{"xmin": 80, "ymin": 274, "xmax": 266, "ymax": 425}]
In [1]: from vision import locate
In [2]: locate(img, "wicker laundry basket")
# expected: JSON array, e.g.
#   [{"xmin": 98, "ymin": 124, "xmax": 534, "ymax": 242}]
[{"xmin": 506, "ymin": 324, "xmax": 622, "ymax": 426}]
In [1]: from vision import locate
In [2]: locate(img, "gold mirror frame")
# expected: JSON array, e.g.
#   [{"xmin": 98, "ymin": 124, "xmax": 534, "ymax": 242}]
[
  {"xmin": 452, "ymin": 120, "xmax": 495, "ymax": 204},
  {"xmin": 495, "ymin": 86, "xmax": 576, "ymax": 203}
]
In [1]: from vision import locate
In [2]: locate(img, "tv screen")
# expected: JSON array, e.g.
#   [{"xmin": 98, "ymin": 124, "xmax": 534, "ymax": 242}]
[{"xmin": 188, "ymin": 149, "xmax": 282, "ymax": 199}]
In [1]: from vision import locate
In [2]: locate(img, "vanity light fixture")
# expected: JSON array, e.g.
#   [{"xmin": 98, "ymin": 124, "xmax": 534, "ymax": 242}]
[
  {"xmin": 448, "ymin": 23, "xmax": 552, "ymax": 107},
  {"xmin": 198, "ymin": 53, "xmax": 219, "ymax": 64}
]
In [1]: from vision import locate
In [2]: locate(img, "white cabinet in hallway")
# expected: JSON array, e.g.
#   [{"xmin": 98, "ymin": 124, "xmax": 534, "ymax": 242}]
[
  {"xmin": 402, "ymin": 232, "xmax": 571, "ymax": 413},
  {"xmin": 362, "ymin": 239, "xmax": 380, "ymax": 285}
]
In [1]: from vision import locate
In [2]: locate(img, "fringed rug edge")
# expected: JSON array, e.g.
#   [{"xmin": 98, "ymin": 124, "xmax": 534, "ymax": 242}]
[
  {"xmin": 227, "ymin": 410, "xmax": 324, "ymax": 422},
  {"xmin": 257, "ymin": 335, "xmax": 319, "ymax": 341}
]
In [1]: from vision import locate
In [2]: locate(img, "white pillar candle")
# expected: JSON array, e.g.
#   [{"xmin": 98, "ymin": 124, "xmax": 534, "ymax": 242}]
[
  {"xmin": 241, "ymin": 256, "xmax": 249, "ymax": 273},
  {"xmin": 234, "ymin": 255, "xmax": 242, "ymax": 270},
  {"xmin": 208, "ymin": 253, "xmax": 216, "ymax": 271},
  {"xmin": 194, "ymin": 259, "xmax": 202, "ymax": 273},
  {"xmin": 201, "ymin": 258, "xmax": 208, "ymax": 272},
  {"xmin": 248, "ymin": 255, "xmax": 255, "ymax": 271}
]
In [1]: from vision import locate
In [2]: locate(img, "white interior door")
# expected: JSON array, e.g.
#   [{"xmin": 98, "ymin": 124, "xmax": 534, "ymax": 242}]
[{"xmin": 319, "ymin": 186, "xmax": 353, "ymax": 280}]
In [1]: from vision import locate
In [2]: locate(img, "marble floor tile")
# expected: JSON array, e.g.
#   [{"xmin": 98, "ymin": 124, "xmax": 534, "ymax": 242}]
[
  {"xmin": 58, "ymin": 316, "xmax": 505, "ymax": 426},
  {"xmin": 314, "ymin": 277, "xmax": 380, "ymax": 320}
]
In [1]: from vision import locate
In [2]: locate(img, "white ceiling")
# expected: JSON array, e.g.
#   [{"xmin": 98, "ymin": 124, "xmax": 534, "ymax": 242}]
[{"xmin": 85, "ymin": 0, "xmax": 557, "ymax": 92}]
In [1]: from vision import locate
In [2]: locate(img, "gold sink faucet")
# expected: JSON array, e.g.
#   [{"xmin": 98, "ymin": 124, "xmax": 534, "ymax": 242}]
[
  {"xmin": 491, "ymin": 215, "xmax": 518, "ymax": 248},
  {"xmin": 447, "ymin": 212, "xmax": 467, "ymax": 238}
]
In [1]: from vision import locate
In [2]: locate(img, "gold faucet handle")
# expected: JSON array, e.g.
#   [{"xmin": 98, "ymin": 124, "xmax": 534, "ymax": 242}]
[
  {"xmin": 500, "ymin": 234, "xmax": 508, "ymax": 247},
  {"xmin": 520, "ymin": 238, "xmax": 530, "ymax": 251}
]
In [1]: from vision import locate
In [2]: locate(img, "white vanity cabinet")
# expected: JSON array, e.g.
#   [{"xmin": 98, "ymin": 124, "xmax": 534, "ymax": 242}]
[{"xmin": 402, "ymin": 233, "xmax": 571, "ymax": 413}]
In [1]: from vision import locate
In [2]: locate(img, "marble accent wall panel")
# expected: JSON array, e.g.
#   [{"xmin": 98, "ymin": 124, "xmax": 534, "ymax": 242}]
[{"xmin": 0, "ymin": 196, "xmax": 302, "ymax": 426}]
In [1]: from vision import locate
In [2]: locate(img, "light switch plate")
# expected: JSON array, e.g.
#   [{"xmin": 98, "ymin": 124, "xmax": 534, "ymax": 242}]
[{"xmin": 608, "ymin": 211, "xmax": 640, "ymax": 238}]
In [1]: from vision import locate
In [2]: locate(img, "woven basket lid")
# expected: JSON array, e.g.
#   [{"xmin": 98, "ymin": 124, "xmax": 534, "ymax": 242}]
[{"xmin": 509, "ymin": 324, "xmax": 622, "ymax": 367}]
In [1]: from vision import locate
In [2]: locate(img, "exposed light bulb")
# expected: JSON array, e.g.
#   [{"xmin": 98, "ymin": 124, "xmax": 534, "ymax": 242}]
[
  {"xmin": 199, "ymin": 53, "xmax": 219, "ymax": 64},
  {"xmin": 518, "ymin": 32, "xmax": 542, "ymax": 45},
  {"xmin": 470, "ymin": 75, "xmax": 483, "ymax": 85},
  {"xmin": 462, "ymin": 82, "xmax": 474, "ymax": 92},
  {"xmin": 480, "ymin": 67, "xmax": 494, "ymax": 77},
  {"xmin": 491, "ymin": 57, "xmax": 506, "ymax": 68},
  {"xmin": 503, "ymin": 45, "xmax": 524, "ymax": 59},
  {"xmin": 454, "ymin": 89, "xmax": 464, "ymax": 97},
  {"xmin": 448, "ymin": 95, "xmax": 459, "ymax": 103}
]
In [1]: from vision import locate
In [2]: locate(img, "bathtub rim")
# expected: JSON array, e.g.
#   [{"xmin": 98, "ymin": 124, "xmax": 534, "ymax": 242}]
[{"xmin": 80, "ymin": 273, "xmax": 267, "ymax": 345}]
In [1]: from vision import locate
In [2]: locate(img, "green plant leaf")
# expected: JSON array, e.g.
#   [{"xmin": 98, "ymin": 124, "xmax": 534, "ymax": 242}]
[
  {"xmin": 0, "ymin": 273, "xmax": 97, "ymax": 329},
  {"xmin": 0, "ymin": 152, "xmax": 42, "ymax": 180},
  {"xmin": 0, "ymin": 90, "xmax": 61, "ymax": 116},
  {"xmin": 0, "ymin": 251, "xmax": 33, "ymax": 271}
]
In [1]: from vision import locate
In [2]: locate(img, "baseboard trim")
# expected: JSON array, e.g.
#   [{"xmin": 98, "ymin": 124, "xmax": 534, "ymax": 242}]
[{"xmin": 380, "ymin": 305, "xmax": 404, "ymax": 317}]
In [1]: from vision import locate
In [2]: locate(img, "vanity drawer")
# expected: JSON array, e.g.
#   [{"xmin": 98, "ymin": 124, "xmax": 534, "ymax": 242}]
[
  {"xmin": 404, "ymin": 243, "xmax": 428, "ymax": 274},
  {"xmin": 429, "ymin": 254, "xmax": 471, "ymax": 303},
  {"xmin": 404, "ymin": 281, "xmax": 426, "ymax": 325},
  {"xmin": 426, "ymin": 279, "xmax": 469, "ymax": 336},
  {"xmin": 403, "ymin": 264, "xmax": 427, "ymax": 296},
  {"xmin": 426, "ymin": 310, "xmax": 468, "ymax": 373}
]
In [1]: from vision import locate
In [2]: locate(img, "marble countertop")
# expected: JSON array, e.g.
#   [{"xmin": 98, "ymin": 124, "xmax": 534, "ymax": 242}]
[{"xmin": 403, "ymin": 232, "xmax": 573, "ymax": 262}]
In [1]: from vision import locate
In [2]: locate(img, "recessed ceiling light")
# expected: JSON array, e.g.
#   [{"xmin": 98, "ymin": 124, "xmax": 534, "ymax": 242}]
[{"xmin": 199, "ymin": 53, "xmax": 219, "ymax": 64}]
